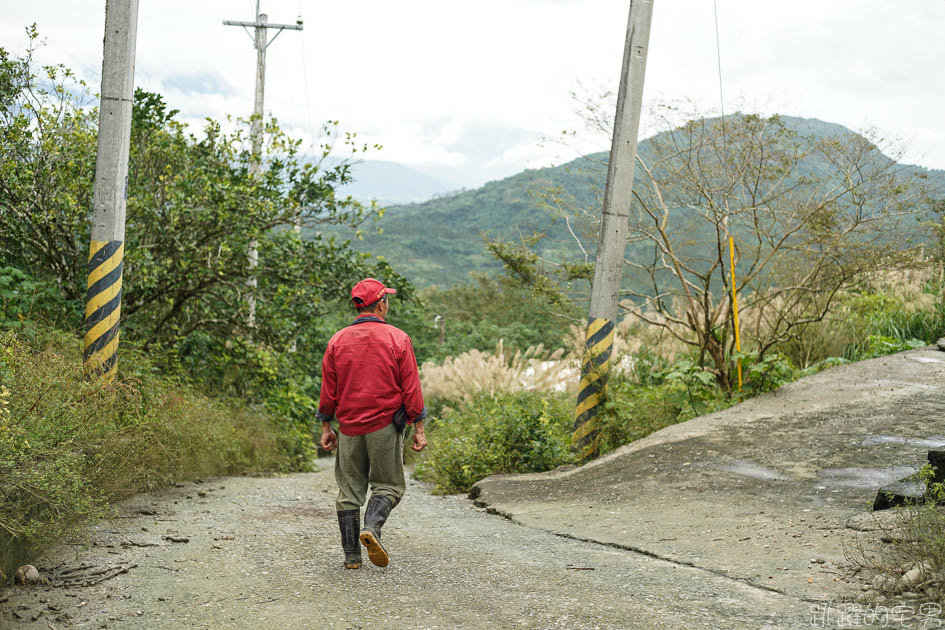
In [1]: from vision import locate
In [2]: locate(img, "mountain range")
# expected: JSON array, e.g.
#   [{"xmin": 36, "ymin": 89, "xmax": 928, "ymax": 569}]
[{"xmin": 329, "ymin": 116, "xmax": 945, "ymax": 289}]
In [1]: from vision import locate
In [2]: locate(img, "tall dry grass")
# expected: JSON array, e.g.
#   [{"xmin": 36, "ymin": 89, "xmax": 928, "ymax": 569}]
[
  {"xmin": 420, "ymin": 304, "xmax": 693, "ymax": 404},
  {"xmin": 862, "ymin": 266, "xmax": 943, "ymax": 312},
  {"xmin": 420, "ymin": 340, "xmax": 578, "ymax": 404}
]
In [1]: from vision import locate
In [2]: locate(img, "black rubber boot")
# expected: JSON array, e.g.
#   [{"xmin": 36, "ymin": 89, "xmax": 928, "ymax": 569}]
[
  {"xmin": 337, "ymin": 509, "xmax": 361, "ymax": 569},
  {"xmin": 359, "ymin": 495, "xmax": 394, "ymax": 567}
]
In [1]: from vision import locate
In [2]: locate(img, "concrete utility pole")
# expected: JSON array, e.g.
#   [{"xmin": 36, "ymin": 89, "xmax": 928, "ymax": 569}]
[
  {"xmin": 573, "ymin": 0, "xmax": 654, "ymax": 461},
  {"xmin": 84, "ymin": 0, "xmax": 139, "ymax": 382},
  {"xmin": 223, "ymin": 2, "xmax": 303, "ymax": 328}
]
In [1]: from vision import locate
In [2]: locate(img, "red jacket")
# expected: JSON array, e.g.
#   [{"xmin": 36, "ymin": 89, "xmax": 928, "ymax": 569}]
[{"xmin": 316, "ymin": 314, "xmax": 426, "ymax": 436}]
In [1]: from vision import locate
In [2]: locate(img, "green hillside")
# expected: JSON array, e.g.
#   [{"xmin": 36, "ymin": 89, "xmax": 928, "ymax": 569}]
[{"xmin": 331, "ymin": 116, "xmax": 945, "ymax": 288}]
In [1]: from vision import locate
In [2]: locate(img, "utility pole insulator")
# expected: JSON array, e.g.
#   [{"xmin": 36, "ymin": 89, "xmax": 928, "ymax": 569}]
[
  {"xmin": 573, "ymin": 0, "xmax": 654, "ymax": 461},
  {"xmin": 84, "ymin": 0, "xmax": 139, "ymax": 382}
]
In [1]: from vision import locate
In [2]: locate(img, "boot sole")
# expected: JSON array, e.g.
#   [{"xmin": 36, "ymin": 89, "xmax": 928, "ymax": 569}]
[
  {"xmin": 359, "ymin": 530, "xmax": 389, "ymax": 567},
  {"xmin": 344, "ymin": 561, "xmax": 361, "ymax": 569}
]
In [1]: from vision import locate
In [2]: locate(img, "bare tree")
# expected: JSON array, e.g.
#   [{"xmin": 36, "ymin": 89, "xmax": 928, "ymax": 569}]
[{"xmin": 492, "ymin": 102, "xmax": 940, "ymax": 392}]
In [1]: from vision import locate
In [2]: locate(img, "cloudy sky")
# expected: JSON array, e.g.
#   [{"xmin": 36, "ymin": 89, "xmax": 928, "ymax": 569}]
[{"xmin": 3, "ymin": 0, "xmax": 944, "ymax": 192}]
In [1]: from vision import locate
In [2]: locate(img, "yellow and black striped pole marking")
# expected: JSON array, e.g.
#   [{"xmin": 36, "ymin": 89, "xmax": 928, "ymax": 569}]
[
  {"xmin": 83, "ymin": 240, "xmax": 124, "ymax": 382},
  {"xmin": 573, "ymin": 317, "xmax": 616, "ymax": 461}
]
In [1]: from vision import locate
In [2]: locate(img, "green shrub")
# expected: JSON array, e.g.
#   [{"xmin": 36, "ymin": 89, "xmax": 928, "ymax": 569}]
[
  {"xmin": 0, "ymin": 266, "xmax": 79, "ymax": 340},
  {"xmin": 838, "ymin": 290, "xmax": 944, "ymax": 361},
  {"xmin": 595, "ymin": 380, "xmax": 687, "ymax": 455},
  {"xmin": 780, "ymin": 289, "xmax": 942, "ymax": 368},
  {"xmin": 738, "ymin": 351, "xmax": 799, "ymax": 395},
  {"xmin": 850, "ymin": 334, "xmax": 927, "ymax": 360},
  {"xmin": 884, "ymin": 300, "xmax": 945, "ymax": 344},
  {"xmin": 662, "ymin": 359, "xmax": 722, "ymax": 416},
  {"xmin": 414, "ymin": 391, "xmax": 574, "ymax": 494},
  {"xmin": 0, "ymin": 326, "xmax": 293, "ymax": 582}
]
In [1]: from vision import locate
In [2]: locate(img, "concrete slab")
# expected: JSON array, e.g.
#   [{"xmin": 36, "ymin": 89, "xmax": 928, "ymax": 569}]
[{"xmin": 472, "ymin": 347, "xmax": 945, "ymax": 603}]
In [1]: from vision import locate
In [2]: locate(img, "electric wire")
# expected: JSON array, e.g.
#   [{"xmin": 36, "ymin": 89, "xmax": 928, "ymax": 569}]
[
  {"xmin": 298, "ymin": 24, "xmax": 318, "ymax": 152},
  {"xmin": 297, "ymin": 0, "xmax": 316, "ymax": 146},
  {"xmin": 713, "ymin": 0, "xmax": 726, "ymax": 154}
]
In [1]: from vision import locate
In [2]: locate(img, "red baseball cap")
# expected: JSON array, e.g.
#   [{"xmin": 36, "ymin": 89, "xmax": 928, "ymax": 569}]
[{"xmin": 351, "ymin": 277, "xmax": 397, "ymax": 307}]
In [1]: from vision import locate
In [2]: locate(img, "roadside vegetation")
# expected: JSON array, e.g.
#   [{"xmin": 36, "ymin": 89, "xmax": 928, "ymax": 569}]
[
  {"xmin": 0, "ymin": 30, "xmax": 401, "ymax": 580},
  {"xmin": 0, "ymin": 326, "xmax": 289, "ymax": 580},
  {"xmin": 409, "ymin": 101, "xmax": 945, "ymax": 494},
  {"xmin": 412, "ymin": 265, "xmax": 945, "ymax": 494}
]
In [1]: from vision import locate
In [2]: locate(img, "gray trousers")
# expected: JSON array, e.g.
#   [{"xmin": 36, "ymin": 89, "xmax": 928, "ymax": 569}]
[{"xmin": 334, "ymin": 421, "xmax": 406, "ymax": 512}]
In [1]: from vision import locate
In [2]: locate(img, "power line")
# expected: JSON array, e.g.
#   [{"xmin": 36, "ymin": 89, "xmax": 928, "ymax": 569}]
[
  {"xmin": 298, "ymin": 24, "xmax": 317, "ymax": 151},
  {"xmin": 713, "ymin": 0, "xmax": 726, "ymax": 152}
]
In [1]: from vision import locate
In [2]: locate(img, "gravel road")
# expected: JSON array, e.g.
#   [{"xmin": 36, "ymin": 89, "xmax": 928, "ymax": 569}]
[
  {"xmin": 0, "ymin": 463, "xmax": 810, "ymax": 629},
  {"xmin": 9, "ymin": 349, "xmax": 941, "ymax": 629}
]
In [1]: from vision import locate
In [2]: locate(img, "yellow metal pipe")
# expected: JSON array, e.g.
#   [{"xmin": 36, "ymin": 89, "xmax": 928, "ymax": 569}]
[{"xmin": 729, "ymin": 235, "xmax": 742, "ymax": 391}]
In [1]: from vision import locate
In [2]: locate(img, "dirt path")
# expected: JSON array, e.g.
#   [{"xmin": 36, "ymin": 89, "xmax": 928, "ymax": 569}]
[{"xmin": 1, "ymin": 464, "xmax": 811, "ymax": 629}]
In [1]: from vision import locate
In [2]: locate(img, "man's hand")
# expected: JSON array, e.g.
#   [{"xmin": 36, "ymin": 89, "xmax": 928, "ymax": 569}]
[
  {"xmin": 320, "ymin": 423, "xmax": 337, "ymax": 452},
  {"xmin": 411, "ymin": 421, "xmax": 427, "ymax": 452}
]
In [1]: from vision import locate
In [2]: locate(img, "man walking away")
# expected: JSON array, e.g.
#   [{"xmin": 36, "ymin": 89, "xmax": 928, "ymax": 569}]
[{"xmin": 317, "ymin": 278, "xmax": 427, "ymax": 569}]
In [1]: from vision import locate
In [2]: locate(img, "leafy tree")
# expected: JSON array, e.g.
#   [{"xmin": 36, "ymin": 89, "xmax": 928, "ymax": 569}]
[
  {"xmin": 397, "ymin": 273, "xmax": 580, "ymax": 364},
  {"xmin": 0, "ymin": 29, "xmax": 407, "ymax": 437},
  {"xmin": 0, "ymin": 26, "xmax": 97, "ymax": 300},
  {"xmin": 121, "ymin": 88, "xmax": 382, "ymax": 352}
]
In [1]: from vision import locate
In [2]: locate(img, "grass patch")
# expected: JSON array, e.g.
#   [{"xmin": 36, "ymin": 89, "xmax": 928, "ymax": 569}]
[
  {"xmin": 414, "ymin": 391, "xmax": 574, "ymax": 494},
  {"xmin": 413, "ymin": 361, "xmax": 735, "ymax": 495},
  {"xmin": 0, "ymin": 327, "xmax": 294, "ymax": 582},
  {"xmin": 844, "ymin": 300, "xmax": 945, "ymax": 362},
  {"xmin": 595, "ymin": 381, "xmax": 691, "ymax": 455}
]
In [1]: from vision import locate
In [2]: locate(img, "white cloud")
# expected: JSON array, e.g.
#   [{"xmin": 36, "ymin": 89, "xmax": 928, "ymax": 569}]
[
  {"xmin": 3, "ymin": 0, "xmax": 944, "ymax": 187},
  {"xmin": 485, "ymin": 140, "xmax": 553, "ymax": 170}
]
